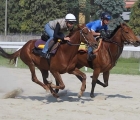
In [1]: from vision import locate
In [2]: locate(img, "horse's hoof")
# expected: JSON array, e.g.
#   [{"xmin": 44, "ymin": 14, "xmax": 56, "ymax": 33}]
[
  {"xmin": 55, "ymin": 89, "xmax": 59, "ymax": 93},
  {"xmin": 78, "ymin": 91, "xmax": 83, "ymax": 98},
  {"xmin": 103, "ymin": 85, "xmax": 107, "ymax": 87},
  {"xmin": 57, "ymin": 98, "xmax": 63, "ymax": 102},
  {"xmin": 90, "ymin": 94, "xmax": 94, "ymax": 98},
  {"xmin": 78, "ymin": 93, "xmax": 81, "ymax": 98}
]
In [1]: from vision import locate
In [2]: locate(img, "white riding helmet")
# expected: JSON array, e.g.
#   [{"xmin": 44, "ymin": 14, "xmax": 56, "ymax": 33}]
[{"xmin": 65, "ymin": 13, "xmax": 76, "ymax": 21}]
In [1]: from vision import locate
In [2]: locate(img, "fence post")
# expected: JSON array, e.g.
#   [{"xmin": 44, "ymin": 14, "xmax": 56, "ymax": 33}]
[{"xmin": 85, "ymin": 67, "xmax": 87, "ymax": 71}]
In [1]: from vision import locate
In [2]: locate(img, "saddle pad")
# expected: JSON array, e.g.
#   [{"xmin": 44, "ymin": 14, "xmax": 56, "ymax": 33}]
[{"xmin": 35, "ymin": 39, "xmax": 46, "ymax": 49}]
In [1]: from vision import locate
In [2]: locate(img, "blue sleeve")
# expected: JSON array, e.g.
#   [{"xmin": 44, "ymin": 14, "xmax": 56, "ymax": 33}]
[{"xmin": 91, "ymin": 22, "xmax": 98, "ymax": 32}]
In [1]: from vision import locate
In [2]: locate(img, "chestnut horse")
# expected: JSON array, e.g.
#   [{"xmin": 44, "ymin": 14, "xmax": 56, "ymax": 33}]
[
  {"xmin": 75, "ymin": 23, "xmax": 140, "ymax": 98},
  {"xmin": 0, "ymin": 24, "xmax": 97, "ymax": 99}
]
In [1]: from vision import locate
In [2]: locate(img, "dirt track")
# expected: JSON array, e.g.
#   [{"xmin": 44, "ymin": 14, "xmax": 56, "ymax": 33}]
[{"xmin": 0, "ymin": 67, "xmax": 140, "ymax": 120}]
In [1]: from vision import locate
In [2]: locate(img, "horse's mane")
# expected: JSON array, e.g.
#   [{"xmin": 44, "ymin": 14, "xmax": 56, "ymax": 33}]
[
  {"xmin": 109, "ymin": 25, "xmax": 121, "ymax": 38},
  {"xmin": 109, "ymin": 23, "xmax": 128, "ymax": 38}
]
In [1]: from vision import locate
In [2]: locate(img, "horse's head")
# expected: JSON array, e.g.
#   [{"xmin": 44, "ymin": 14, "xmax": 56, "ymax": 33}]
[
  {"xmin": 120, "ymin": 23, "xmax": 140, "ymax": 46},
  {"xmin": 77, "ymin": 24, "xmax": 98, "ymax": 47}
]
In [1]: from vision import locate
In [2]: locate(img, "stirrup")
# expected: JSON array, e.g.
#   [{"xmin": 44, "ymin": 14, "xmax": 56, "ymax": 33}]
[{"xmin": 46, "ymin": 53, "xmax": 50, "ymax": 59}]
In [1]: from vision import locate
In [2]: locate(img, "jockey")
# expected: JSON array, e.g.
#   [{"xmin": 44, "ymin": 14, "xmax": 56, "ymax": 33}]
[
  {"xmin": 41, "ymin": 13, "xmax": 77, "ymax": 58},
  {"xmin": 86, "ymin": 12, "xmax": 111, "ymax": 61}
]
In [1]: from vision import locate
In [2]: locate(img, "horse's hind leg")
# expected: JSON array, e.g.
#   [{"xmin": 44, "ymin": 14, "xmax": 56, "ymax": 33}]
[
  {"xmin": 102, "ymin": 71, "xmax": 109, "ymax": 87},
  {"xmin": 90, "ymin": 68, "xmax": 100, "ymax": 98},
  {"xmin": 26, "ymin": 63, "xmax": 58, "ymax": 98},
  {"xmin": 40, "ymin": 69, "xmax": 59, "ymax": 98},
  {"xmin": 55, "ymin": 80, "xmax": 59, "ymax": 93},
  {"xmin": 90, "ymin": 75, "xmax": 108, "ymax": 87},
  {"xmin": 27, "ymin": 63, "xmax": 49, "ymax": 90},
  {"xmin": 69, "ymin": 68, "xmax": 86, "ymax": 98}
]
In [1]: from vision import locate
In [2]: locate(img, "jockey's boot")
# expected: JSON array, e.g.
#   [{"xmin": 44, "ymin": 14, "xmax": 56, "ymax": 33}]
[
  {"xmin": 45, "ymin": 41, "xmax": 55, "ymax": 59},
  {"xmin": 87, "ymin": 52, "xmax": 96, "ymax": 61}
]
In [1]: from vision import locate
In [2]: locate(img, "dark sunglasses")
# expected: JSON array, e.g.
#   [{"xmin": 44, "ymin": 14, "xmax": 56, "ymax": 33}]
[{"xmin": 68, "ymin": 22, "xmax": 75, "ymax": 25}]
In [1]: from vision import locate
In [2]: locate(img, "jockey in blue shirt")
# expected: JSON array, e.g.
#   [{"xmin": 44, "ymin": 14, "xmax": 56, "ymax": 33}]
[{"xmin": 86, "ymin": 12, "xmax": 111, "ymax": 61}]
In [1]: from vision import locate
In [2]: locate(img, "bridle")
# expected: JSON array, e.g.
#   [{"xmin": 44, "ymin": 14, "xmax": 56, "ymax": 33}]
[
  {"xmin": 105, "ymin": 26, "xmax": 133, "ymax": 66},
  {"xmin": 67, "ymin": 27, "xmax": 90, "ymax": 46},
  {"xmin": 104, "ymin": 27, "xmax": 132, "ymax": 48}
]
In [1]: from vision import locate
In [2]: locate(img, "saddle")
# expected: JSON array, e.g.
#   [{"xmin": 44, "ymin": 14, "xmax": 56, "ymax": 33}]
[{"xmin": 33, "ymin": 33, "xmax": 61, "ymax": 58}]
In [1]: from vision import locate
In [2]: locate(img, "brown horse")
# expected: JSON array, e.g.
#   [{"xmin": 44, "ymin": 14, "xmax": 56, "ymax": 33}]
[
  {"xmin": 0, "ymin": 24, "xmax": 97, "ymax": 99},
  {"xmin": 75, "ymin": 23, "xmax": 140, "ymax": 98}
]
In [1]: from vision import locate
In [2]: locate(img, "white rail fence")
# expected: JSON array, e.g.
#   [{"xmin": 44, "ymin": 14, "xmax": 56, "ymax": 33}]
[
  {"xmin": 0, "ymin": 42, "xmax": 140, "ymax": 71},
  {"xmin": 0, "ymin": 42, "xmax": 26, "ymax": 67}
]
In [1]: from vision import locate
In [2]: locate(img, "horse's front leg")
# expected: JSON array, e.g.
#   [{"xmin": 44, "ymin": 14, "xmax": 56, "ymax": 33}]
[
  {"xmin": 69, "ymin": 68, "xmax": 86, "ymax": 98},
  {"xmin": 50, "ymin": 71, "xmax": 65, "ymax": 90},
  {"xmin": 102, "ymin": 71, "xmax": 109, "ymax": 87},
  {"xmin": 90, "ymin": 68, "xmax": 100, "ymax": 98}
]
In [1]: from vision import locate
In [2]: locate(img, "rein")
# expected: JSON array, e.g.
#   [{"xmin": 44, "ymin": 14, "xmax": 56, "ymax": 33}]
[
  {"xmin": 103, "ymin": 27, "xmax": 127, "ymax": 67},
  {"xmin": 67, "ymin": 27, "xmax": 89, "ymax": 46},
  {"xmin": 103, "ymin": 39, "xmax": 123, "ymax": 48},
  {"xmin": 103, "ymin": 27, "xmax": 129, "ymax": 48}
]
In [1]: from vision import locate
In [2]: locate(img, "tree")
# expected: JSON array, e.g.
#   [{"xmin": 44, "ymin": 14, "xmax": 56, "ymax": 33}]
[
  {"xmin": 7, "ymin": 0, "xmax": 23, "ymax": 33},
  {"xmin": 2, "ymin": 0, "xmax": 67, "ymax": 33},
  {"xmin": 0, "ymin": 1, "xmax": 5, "ymax": 34},
  {"xmin": 94, "ymin": 0, "xmax": 126, "ymax": 30},
  {"xmin": 63, "ymin": 0, "xmax": 95, "ymax": 23},
  {"xmin": 129, "ymin": 0, "xmax": 140, "ymax": 35}
]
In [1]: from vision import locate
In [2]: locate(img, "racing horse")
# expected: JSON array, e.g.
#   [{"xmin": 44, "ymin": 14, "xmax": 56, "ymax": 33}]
[
  {"xmin": 75, "ymin": 23, "xmax": 140, "ymax": 98},
  {"xmin": 0, "ymin": 24, "xmax": 97, "ymax": 99}
]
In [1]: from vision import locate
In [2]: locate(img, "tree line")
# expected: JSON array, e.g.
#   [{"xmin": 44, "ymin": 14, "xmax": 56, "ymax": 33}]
[{"xmin": 1, "ymin": 0, "xmax": 139, "ymax": 35}]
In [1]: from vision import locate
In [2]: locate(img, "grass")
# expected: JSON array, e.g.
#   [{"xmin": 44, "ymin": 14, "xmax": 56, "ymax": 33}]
[
  {"xmin": 80, "ymin": 57, "xmax": 140, "ymax": 75},
  {"xmin": 0, "ymin": 56, "xmax": 140, "ymax": 75},
  {"xmin": 0, "ymin": 56, "xmax": 28, "ymax": 68}
]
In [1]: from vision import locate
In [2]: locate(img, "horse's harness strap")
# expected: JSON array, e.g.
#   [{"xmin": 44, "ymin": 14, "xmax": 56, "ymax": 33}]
[
  {"xmin": 67, "ymin": 41, "xmax": 85, "ymax": 46},
  {"xmin": 103, "ymin": 28, "xmax": 125, "ymax": 48},
  {"xmin": 67, "ymin": 27, "xmax": 89, "ymax": 46},
  {"xmin": 80, "ymin": 27, "xmax": 89, "ymax": 44},
  {"xmin": 121, "ymin": 28, "xmax": 131, "ymax": 44}
]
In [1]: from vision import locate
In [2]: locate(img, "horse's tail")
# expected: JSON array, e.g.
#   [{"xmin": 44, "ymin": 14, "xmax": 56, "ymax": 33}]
[{"xmin": 0, "ymin": 47, "xmax": 21, "ymax": 64}]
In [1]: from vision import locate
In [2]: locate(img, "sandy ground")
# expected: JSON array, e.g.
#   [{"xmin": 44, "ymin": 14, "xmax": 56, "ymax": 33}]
[{"xmin": 0, "ymin": 67, "xmax": 140, "ymax": 120}]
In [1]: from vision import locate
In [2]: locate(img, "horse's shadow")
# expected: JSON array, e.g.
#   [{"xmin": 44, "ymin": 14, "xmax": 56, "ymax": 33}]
[
  {"xmin": 106, "ymin": 94, "xmax": 133, "ymax": 99},
  {"xmin": 18, "ymin": 90, "xmax": 133, "ymax": 103},
  {"xmin": 18, "ymin": 90, "xmax": 93, "ymax": 103},
  {"xmin": 94, "ymin": 93, "xmax": 133, "ymax": 99}
]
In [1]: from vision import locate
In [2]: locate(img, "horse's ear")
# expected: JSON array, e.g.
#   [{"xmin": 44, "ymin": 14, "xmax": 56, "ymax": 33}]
[
  {"xmin": 121, "ymin": 22, "xmax": 129, "ymax": 32},
  {"xmin": 120, "ymin": 22, "xmax": 127, "ymax": 27},
  {"xmin": 77, "ymin": 24, "xmax": 81, "ymax": 30}
]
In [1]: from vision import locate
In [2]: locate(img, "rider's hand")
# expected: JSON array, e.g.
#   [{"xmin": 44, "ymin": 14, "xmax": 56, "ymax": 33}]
[
  {"xmin": 100, "ymin": 31, "xmax": 105, "ymax": 37},
  {"xmin": 64, "ymin": 37, "xmax": 70, "ymax": 41}
]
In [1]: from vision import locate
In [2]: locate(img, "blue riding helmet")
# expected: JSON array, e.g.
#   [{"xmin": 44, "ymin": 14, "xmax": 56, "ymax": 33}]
[{"xmin": 101, "ymin": 12, "xmax": 111, "ymax": 20}]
